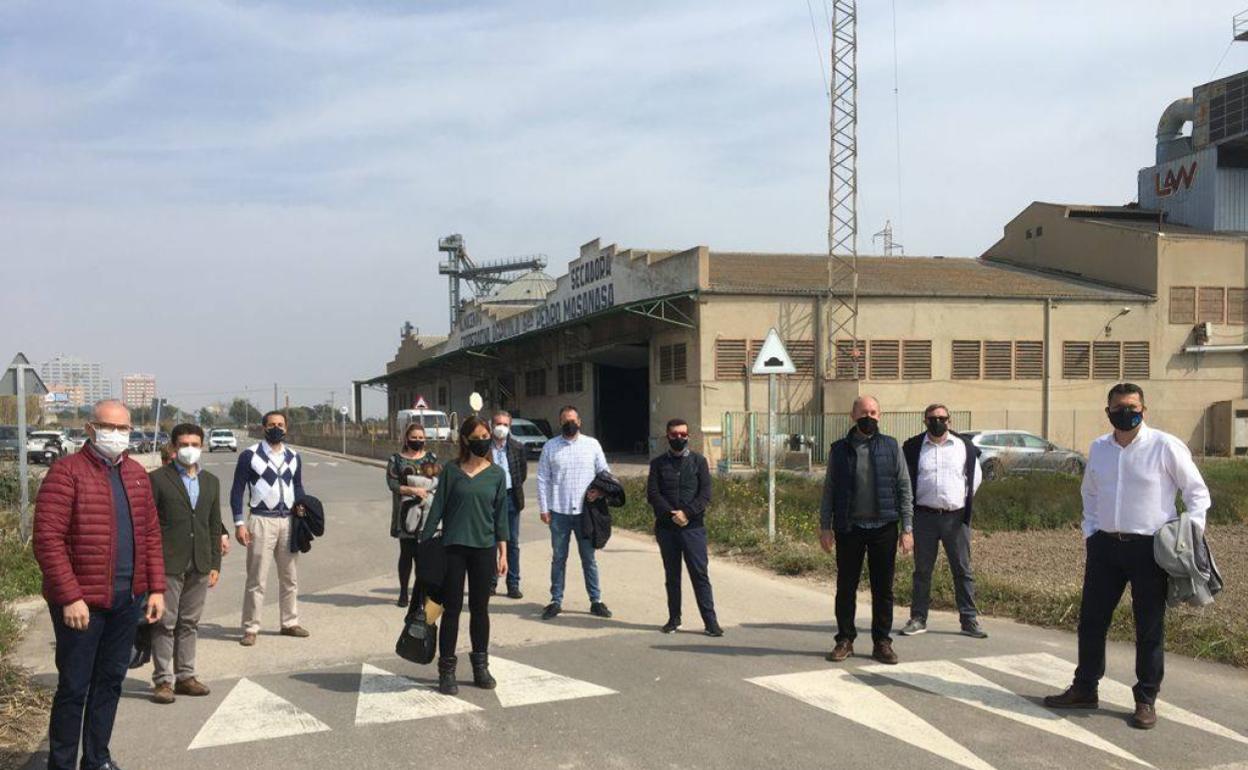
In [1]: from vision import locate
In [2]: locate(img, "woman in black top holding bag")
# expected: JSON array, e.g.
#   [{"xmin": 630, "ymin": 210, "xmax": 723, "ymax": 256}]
[
  {"xmin": 386, "ymin": 424, "xmax": 436, "ymax": 607},
  {"xmin": 421, "ymin": 416, "xmax": 509, "ymax": 695}
]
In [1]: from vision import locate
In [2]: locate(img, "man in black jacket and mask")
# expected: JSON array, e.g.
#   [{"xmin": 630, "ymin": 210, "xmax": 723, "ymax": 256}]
[
  {"xmin": 646, "ymin": 418, "xmax": 722, "ymax": 637},
  {"xmin": 820, "ymin": 395, "xmax": 913, "ymax": 665}
]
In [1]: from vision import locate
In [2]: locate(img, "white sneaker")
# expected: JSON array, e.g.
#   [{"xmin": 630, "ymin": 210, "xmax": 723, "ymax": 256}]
[{"xmin": 899, "ymin": 618, "xmax": 927, "ymax": 636}]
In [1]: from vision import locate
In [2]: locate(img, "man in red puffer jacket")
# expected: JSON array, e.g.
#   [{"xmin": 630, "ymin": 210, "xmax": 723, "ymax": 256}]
[{"xmin": 34, "ymin": 399, "xmax": 166, "ymax": 770}]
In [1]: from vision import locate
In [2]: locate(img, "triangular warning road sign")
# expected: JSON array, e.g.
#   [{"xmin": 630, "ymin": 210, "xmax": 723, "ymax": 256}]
[
  {"xmin": 413, "ymin": 396, "xmax": 429, "ymax": 410},
  {"xmin": 751, "ymin": 329, "xmax": 796, "ymax": 375}
]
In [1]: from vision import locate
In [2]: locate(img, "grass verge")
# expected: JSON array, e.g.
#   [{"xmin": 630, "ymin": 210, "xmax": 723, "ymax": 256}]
[{"xmin": 0, "ymin": 502, "xmax": 51, "ymax": 768}]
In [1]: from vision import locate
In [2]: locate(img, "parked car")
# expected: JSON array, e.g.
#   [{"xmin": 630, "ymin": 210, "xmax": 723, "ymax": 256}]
[
  {"xmin": 0, "ymin": 426, "xmax": 19, "ymax": 461},
  {"xmin": 208, "ymin": 428, "xmax": 238, "ymax": 452},
  {"xmin": 65, "ymin": 428, "xmax": 87, "ymax": 451},
  {"xmin": 27, "ymin": 430, "xmax": 70, "ymax": 464},
  {"xmin": 128, "ymin": 430, "xmax": 153, "ymax": 454},
  {"xmin": 509, "ymin": 418, "xmax": 548, "ymax": 458},
  {"xmin": 963, "ymin": 430, "xmax": 1086, "ymax": 480}
]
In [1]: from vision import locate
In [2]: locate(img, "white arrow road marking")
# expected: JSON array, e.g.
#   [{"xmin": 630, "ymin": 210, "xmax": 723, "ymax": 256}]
[
  {"xmin": 324, "ymin": 461, "xmax": 339, "ymax": 467},
  {"xmin": 863, "ymin": 661, "xmax": 1151, "ymax": 767},
  {"xmin": 748, "ymin": 670, "xmax": 996, "ymax": 770},
  {"xmin": 355, "ymin": 663, "xmax": 482, "ymax": 725},
  {"xmin": 489, "ymin": 657, "xmax": 616, "ymax": 708},
  {"xmin": 189, "ymin": 678, "xmax": 330, "ymax": 750},
  {"xmin": 967, "ymin": 652, "xmax": 1248, "ymax": 747}
]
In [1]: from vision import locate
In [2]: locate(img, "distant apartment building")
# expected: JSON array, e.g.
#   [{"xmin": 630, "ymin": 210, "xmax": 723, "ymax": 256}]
[
  {"xmin": 41, "ymin": 355, "xmax": 112, "ymax": 405},
  {"xmin": 121, "ymin": 373, "xmax": 157, "ymax": 409}
]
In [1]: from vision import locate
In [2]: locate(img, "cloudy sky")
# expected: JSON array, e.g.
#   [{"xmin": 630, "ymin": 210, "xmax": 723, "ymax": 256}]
[{"xmin": 2, "ymin": 1, "xmax": 1244, "ymax": 416}]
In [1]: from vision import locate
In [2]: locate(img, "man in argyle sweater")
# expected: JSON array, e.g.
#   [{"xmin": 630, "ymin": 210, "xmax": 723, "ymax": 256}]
[{"xmin": 230, "ymin": 410, "xmax": 310, "ymax": 646}]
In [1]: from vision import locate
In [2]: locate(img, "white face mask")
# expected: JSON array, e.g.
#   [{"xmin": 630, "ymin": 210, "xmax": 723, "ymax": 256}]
[
  {"xmin": 493, "ymin": 424, "xmax": 510, "ymax": 440},
  {"xmin": 93, "ymin": 429, "xmax": 129, "ymax": 460},
  {"xmin": 177, "ymin": 446, "xmax": 202, "ymax": 467}
]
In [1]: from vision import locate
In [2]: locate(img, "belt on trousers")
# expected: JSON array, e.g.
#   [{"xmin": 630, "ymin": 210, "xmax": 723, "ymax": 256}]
[
  {"xmin": 916, "ymin": 505, "xmax": 964, "ymax": 515},
  {"xmin": 1098, "ymin": 530, "xmax": 1152, "ymax": 542}
]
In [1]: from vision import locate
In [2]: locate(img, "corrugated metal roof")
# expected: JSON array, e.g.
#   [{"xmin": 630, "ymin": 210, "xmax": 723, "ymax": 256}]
[{"xmin": 707, "ymin": 253, "xmax": 1150, "ymax": 300}]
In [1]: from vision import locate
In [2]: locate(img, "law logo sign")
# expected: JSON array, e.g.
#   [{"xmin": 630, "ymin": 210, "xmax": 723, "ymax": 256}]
[{"xmin": 751, "ymin": 329, "xmax": 796, "ymax": 375}]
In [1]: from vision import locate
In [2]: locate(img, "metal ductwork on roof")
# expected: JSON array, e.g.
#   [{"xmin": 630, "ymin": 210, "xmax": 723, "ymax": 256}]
[{"xmin": 1156, "ymin": 97, "xmax": 1194, "ymax": 163}]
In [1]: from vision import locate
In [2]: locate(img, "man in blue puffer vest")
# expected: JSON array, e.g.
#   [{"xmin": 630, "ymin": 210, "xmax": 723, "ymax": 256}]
[{"xmin": 819, "ymin": 395, "xmax": 914, "ymax": 665}]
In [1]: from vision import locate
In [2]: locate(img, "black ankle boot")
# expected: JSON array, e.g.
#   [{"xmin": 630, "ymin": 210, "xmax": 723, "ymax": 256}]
[
  {"xmin": 437, "ymin": 656, "xmax": 458, "ymax": 695},
  {"xmin": 469, "ymin": 652, "xmax": 496, "ymax": 690}
]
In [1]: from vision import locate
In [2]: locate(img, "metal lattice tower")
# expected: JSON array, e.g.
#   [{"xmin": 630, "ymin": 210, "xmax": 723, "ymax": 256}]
[
  {"xmin": 872, "ymin": 220, "xmax": 903, "ymax": 256},
  {"xmin": 827, "ymin": 0, "xmax": 860, "ymax": 378},
  {"xmin": 437, "ymin": 234, "xmax": 547, "ymax": 328}
]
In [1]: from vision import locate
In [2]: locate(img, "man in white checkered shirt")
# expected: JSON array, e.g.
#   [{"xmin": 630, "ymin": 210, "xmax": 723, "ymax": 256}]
[{"xmin": 538, "ymin": 405, "xmax": 612, "ymax": 621}]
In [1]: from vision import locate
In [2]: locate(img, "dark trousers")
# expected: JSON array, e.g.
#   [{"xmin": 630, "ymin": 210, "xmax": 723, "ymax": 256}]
[
  {"xmin": 834, "ymin": 523, "xmax": 898, "ymax": 643},
  {"xmin": 656, "ymin": 526, "xmax": 718, "ymax": 627},
  {"xmin": 439, "ymin": 545, "xmax": 495, "ymax": 657},
  {"xmin": 1074, "ymin": 531, "xmax": 1168, "ymax": 704},
  {"xmin": 492, "ymin": 496, "xmax": 522, "ymax": 591},
  {"xmin": 910, "ymin": 509, "xmax": 977, "ymax": 623},
  {"xmin": 397, "ymin": 537, "xmax": 418, "ymax": 598},
  {"xmin": 47, "ymin": 589, "xmax": 141, "ymax": 770}
]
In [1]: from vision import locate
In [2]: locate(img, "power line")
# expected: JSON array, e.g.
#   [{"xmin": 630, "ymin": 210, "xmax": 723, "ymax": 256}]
[{"xmin": 805, "ymin": 0, "xmax": 830, "ymax": 96}]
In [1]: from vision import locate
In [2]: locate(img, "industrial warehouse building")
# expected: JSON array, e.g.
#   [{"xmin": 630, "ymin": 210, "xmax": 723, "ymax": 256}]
[{"xmin": 358, "ymin": 70, "xmax": 1248, "ymax": 464}]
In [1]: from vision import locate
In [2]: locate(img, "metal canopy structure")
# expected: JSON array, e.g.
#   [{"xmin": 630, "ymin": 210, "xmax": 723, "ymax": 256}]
[
  {"xmin": 437, "ymin": 234, "xmax": 547, "ymax": 328},
  {"xmin": 827, "ymin": 0, "xmax": 861, "ymax": 379}
]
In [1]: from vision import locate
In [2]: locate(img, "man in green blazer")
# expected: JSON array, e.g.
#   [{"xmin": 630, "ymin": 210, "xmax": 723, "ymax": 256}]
[{"xmin": 148, "ymin": 423, "xmax": 229, "ymax": 704}]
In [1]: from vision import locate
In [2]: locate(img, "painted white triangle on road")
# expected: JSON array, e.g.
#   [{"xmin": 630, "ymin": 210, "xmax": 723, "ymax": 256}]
[
  {"xmin": 355, "ymin": 663, "xmax": 482, "ymax": 725},
  {"xmin": 863, "ymin": 661, "xmax": 1151, "ymax": 767},
  {"xmin": 189, "ymin": 678, "xmax": 330, "ymax": 750},
  {"xmin": 489, "ymin": 657, "xmax": 616, "ymax": 708},
  {"xmin": 966, "ymin": 652, "xmax": 1248, "ymax": 747},
  {"xmin": 748, "ymin": 670, "xmax": 996, "ymax": 770}
]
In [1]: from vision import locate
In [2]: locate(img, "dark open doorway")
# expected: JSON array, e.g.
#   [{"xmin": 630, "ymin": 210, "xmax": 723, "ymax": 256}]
[{"xmin": 594, "ymin": 362, "xmax": 649, "ymax": 454}]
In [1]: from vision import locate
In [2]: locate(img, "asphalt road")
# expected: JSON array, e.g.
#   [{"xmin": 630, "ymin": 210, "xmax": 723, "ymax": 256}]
[{"xmin": 14, "ymin": 447, "xmax": 1248, "ymax": 770}]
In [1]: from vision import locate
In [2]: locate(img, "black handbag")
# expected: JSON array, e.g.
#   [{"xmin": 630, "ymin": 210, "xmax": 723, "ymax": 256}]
[{"xmin": 395, "ymin": 586, "xmax": 438, "ymax": 665}]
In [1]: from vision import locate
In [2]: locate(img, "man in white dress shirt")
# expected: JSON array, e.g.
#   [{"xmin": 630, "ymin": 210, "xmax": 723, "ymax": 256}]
[
  {"xmin": 899, "ymin": 404, "xmax": 986, "ymax": 639},
  {"xmin": 1044, "ymin": 383, "xmax": 1210, "ymax": 730}
]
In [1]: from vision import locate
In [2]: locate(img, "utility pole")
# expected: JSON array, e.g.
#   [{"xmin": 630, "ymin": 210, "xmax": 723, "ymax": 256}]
[{"xmin": 273, "ymin": 382, "xmax": 278, "ymax": 412}]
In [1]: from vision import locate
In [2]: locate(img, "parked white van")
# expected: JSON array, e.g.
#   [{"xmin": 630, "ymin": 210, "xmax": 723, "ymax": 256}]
[{"xmin": 396, "ymin": 409, "xmax": 452, "ymax": 441}]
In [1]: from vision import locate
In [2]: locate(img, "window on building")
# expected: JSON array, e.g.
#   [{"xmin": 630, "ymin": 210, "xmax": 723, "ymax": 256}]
[
  {"xmin": 1170, "ymin": 286, "xmax": 1196, "ymax": 325},
  {"xmin": 787, "ymin": 339, "xmax": 816, "ymax": 377},
  {"xmin": 868, "ymin": 340, "xmax": 899, "ymax": 379},
  {"xmin": 1092, "ymin": 341, "xmax": 1122, "ymax": 380},
  {"xmin": 951, "ymin": 340, "xmax": 981, "ymax": 380},
  {"xmin": 1198, "ymin": 287, "xmax": 1226, "ymax": 324},
  {"xmin": 659, "ymin": 343, "xmax": 688, "ymax": 383},
  {"xmin": 1229, "ymin": 288, "xmax": 1248, "ymax": 325},
  {"xmin": 437, "ymin": 386, "xmax": 447, "ymax": 406},
  {"xmin": 983, "ymin": 341, "xmax": 1013, "ymax": 380},
  {"xmin": 1035, "ymin": 226, "xmax": 1043, "ymax": 237},
  {"xmin": 1123, "ymin": 341, "xmax": 1151, "ymax": 380},
  {"xmin": 557, "ymin": 363, "xmax": 584, "ymax": 394},
  {"xmin": 1014, "ymin": 341, "xmax": 1044, "ymax": 379},
  {"xmin": 902, "ymin": 340, "xmax": 932, "ymax": 380},
  {"xmin": 834, "ymin": 340, "xmax": 866, "ymax": 380},
  {"xmin": 715, "ymin": 339, "xmax": 747, "ymax": 380},
  {"xmin": 524, "ymin": 368, "xmax": 547, "ymax": 397},
  {"xmin": 1062, "ymin": 342, "xmax": 1090, "ymax": 379}
]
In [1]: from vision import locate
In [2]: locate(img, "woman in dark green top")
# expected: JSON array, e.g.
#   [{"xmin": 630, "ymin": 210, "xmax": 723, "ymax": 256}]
[
  {"xmin": 386, "ymin": 424, "xmax": 437, "ymax": 607},
  {"xmin": 421, "ymin": 416, "xmax": 508, "ymax": 695}
]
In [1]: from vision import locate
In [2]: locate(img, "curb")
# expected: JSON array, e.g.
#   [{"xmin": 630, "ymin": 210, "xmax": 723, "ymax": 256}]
[{"xmin": 296, "ymin": 445, "xmax": 387, "ymax": 469}]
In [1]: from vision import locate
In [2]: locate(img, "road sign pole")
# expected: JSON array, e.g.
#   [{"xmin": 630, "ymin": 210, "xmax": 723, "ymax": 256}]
[
  {"xmin": 768, "ymin": 372, "xmax": 776, "ymax": 543},
  {"xmin": 17, "ymin": 365, "xmax": 29, "ymax": 542}
]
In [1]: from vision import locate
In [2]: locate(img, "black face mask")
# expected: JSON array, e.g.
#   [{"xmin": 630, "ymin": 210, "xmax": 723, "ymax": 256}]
[
  {"xmin": 926, "ymin": 418, "xmax": 948, "ymax": 437},
  {"xmin": 561, "ymin": 421, "xmax": 580, "ymax": 438},
  {"xmin": 669, "ymin": 437, "xmax": 688, "ymax": 452},
  {"xmin": 856, "ymin": 416, "xmax": 878, "ymax": 435},
  {"xmin": 1108, "ymin": 408, "xmax": 1143, "ymax": 431},
  {"xmin": 406, "ymin": 440, "xmax": 425, "ymax": 452},
  {"xmin": 467, "ymin": 438, "xmax": 491, "ymax": 458},
  {"xmin": 264, "ymin": 426, "xmax": 286, "ymax": 444}
]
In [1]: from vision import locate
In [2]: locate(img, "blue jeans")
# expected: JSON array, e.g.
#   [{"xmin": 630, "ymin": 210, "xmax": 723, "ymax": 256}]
[
  {"xmin": 549, "ymin": 512, "xmax": 600, "ymax": 605},
  {"xmin": 492, "ymin": 496, "xmax": 522, "ymax": 591},
  {"xmin": 47, "ymin": 589, "xmax": 141, "ymax": 770}
]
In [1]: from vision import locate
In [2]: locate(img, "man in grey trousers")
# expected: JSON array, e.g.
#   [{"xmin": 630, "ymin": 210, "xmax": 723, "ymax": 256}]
[{"xmin": 899, "ymin": 404, "xmax": 987, "ymax": 639}]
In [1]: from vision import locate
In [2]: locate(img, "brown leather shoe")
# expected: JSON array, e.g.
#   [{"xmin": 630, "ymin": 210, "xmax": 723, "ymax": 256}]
[
  {"xmin": 151, "ymin": 684, "xmax": 175, "ymax": 704},
  {"xmin": 1043, "ymin": 685, "xmax": 1098, "ymax": 709},
  {"xmin": 1130, "ymin": 702, "xmax": 1157, "ymax": 730},
  {"xmin": 872, "ymin": 640, "xmax": 899, "ymax": 665},
  {"xmin": 826, "ymin": 639, "xmax": 854, "ymax": 662},
  {"xmin": 280, "ymin": 625, "xmax": 310, "ymax": 638},
  {"xmin": 174, "ymin": 678, "xmax": 211, "ymax": 697},
  {"xmin": 240, "ymin": 632, "xmax": 257, "ymax": 647}
]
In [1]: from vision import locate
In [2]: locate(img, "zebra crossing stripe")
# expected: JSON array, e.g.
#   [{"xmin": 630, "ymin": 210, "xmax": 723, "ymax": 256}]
[
  {"xmin": 189, "ymin": 678, "xmax": 330, "ymax": 750},
  {"xmin": 863, "ymin": 660, "xmax": 1152, "ymax": 767},
  {"xmin": 966, "ymin": 652, "xmax": 1248, "ymax": 747},
  {"xmin": 355, "ymin": 663, "xmax": 482, "ymax": 725},
  {"xmin": 748, "ymin": 669, "xmax": 996, "ymax": 770},
  {"xmin": 488, "ymin": 656, "xmax": 616, "ymax": 708}
]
